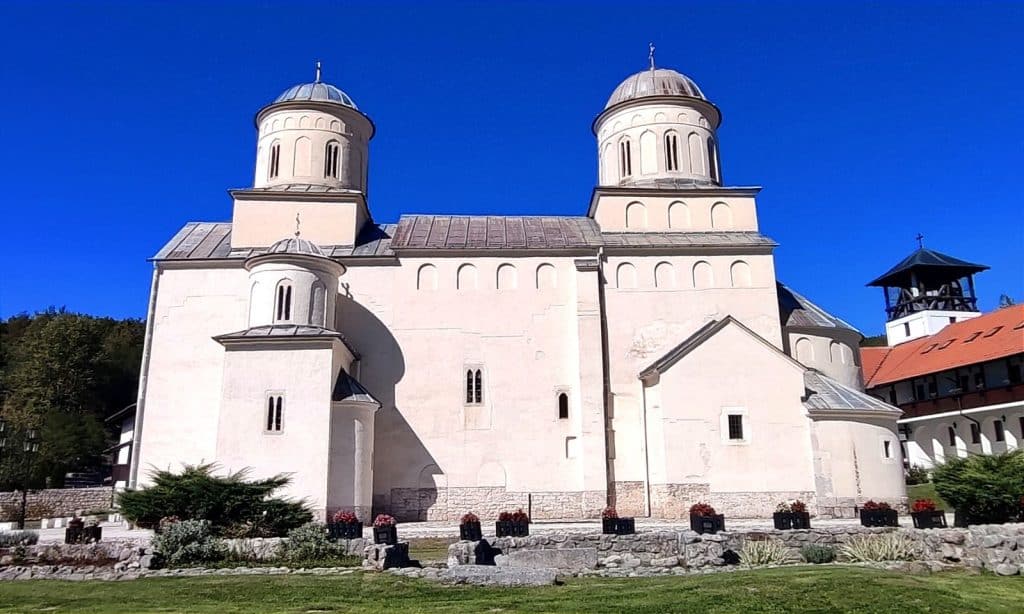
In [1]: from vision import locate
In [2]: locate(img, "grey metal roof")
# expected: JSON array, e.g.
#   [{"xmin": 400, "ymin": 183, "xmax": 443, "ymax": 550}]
[
  {"xmin": 213, "ymin": 324, "xmax": 358, "ymax": 356},
  {"xmin": 266, "ymin": 236, "xmax": 327, "ymax": 257},
  {"xmin": 619, "ymin": 177, "xmax": 719, "ymax": 190},
  {"xmin": 867, "ymin": 247, "xmax": 989, "ymax": 288},
  {"xmin": 153, "ymin": 222, "xmax": 396, "ymax": 261},
  {"xmin": 803, "ymin": 371, "xmax": 900, "ymax": 414},
  {"xmin": 606, "ymin": 68, "xmax": 706, "ymax": 109},
  {"xmin": 332, "ymin": 370, "xmax": 379, "ymax": 405},
  {"xmin": 777, "ymin": 283, "xmax": 860, "ymax": 333},
  {"xmin": 388, "ymin": 215, "xmax": 604, "ymax": 251},
  {"xmin": 274, "ymin": 82, "xmax": 357, "ymax": 109},
  {"xmin": 239, "ymin": 184, "xmax": 362, "ymax": 194},
  {"xmin": 603, "ymin": 231, "xmax": 776, "ymax": 249}
]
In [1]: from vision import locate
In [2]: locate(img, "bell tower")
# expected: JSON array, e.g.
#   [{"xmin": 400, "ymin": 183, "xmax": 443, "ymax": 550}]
[{"xmin": 868, "ymin": 239, "xmax": 989, "ymax": 345}]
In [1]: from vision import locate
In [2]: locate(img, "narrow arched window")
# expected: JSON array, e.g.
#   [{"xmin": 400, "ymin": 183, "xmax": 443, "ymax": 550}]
[
  {"xmin": 275, "ymin": 282, "xmax": 293, "ymax": 322},
  {"xmin": 619, "ymin": 139, "xmax": 632, "ymax": 177},
  {"xmin": 708, "ymin": 137, "xmax": 720, "ymax": 183},
  {"xmin": 664, "ymin": 132, "xmax": 680, "ymax": 171},
  {"xmin": 269, "ymin": 142, "xmax": 281, "ymax": 179},
  {"xmin": 266, "ymin": 395, "xmax": 284, "ymax": 432},
  {"xmin": 558, "ymin": 393, "xmax": 569, "ymax": 419},
  {"xmin": 465, "ymin": 368, "xmax": 483, "ymax": 404},
  {"xmin": 324, "ymin": 141, "xmax": 340, "ymax": 179},
  {"xmin": 474, "ymin": 369, "xmax": 483, "ymax": 404}
]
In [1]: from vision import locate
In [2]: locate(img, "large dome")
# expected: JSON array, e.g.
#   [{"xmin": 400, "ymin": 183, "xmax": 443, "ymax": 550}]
[
  {"xmin": 274, "ymin": 82, "xmax": 358, "ymax": 110},
  {"xmin": 605, "ymin": 68, "xmax": 706, "ymax": 109}
]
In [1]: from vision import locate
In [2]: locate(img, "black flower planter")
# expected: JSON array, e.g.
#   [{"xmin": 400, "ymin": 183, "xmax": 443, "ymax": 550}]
[
  {"xmin": 373, "ymin": 524, "xmax": 398, "ymax": 545},
  {"xmin": 911, "ymin": 510, "xmax": 947, "ymax": 529},
  {"xmin": 328, "ymin": 521, "xmax": 363, "ymax": 540},
  {"xmin": 615, "ymin": 517, "xmax": 636, "ymax": 535},
  {"xmin": 83, "ymin": 525, "xmax": 102, "ymax": 543},
  {"xmin": 602, "ymin": 518, "xmax": 617, "ymax": 534},
  {"xmin": 64, "ymin": 525, "xmax": 84, "ymax": 545},
  {"xmin": 773, "ymin": 511, "xmax": 811, "ymax": 530},
  {"xmin": 495, "ymin": 520, "xmax": 529, "ymax": 537},
  {"xmin": 459, "ymin": 521, "xmax": 482, "ymax": 541},
  {"xmin": 859, "ymin": 508, "xmax": 898, "ymax": 527},
  {"xmin": 690, "ymin": 514, "xmax": 725, "ymax": 534}
]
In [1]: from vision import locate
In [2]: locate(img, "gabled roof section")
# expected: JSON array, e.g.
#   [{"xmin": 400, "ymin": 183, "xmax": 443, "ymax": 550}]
[
  {"xmin": 867, "ymin": 247, "xmax": 988, "ymax": 287},
  {"xmin": 213, "ymin": 324, "xmax": 358, "ymax": 357},
  {"xmin": 153, "ymin": 222, "xmax": 395, "ymax": 261},
  {"xmin": 332, "ymin": 370, "xmax": 379, "ymax": 405},
  {"xmin": 862, "ymin": 305, "xmax": 1024, "ymax": 388},
  {"xmin": 639, "ymin": 316, "xmax": 803, "ymax": 379},
  {"xmin": 803, "ymin": 371, "xmax": 900, "ymax": 415},
  {"xmin": 388, "ymin": 215, "xmax": 603, "ymax": 251},
  {"xmin": 603, "ymin": 231, "xmax": 776, "ymax": 250},
  {"xmin": 777, "ymin": 283, "xmax": 860, "ymax": 334}
]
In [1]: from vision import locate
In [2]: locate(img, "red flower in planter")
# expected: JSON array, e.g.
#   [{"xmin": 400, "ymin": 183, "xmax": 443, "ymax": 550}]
[
  {"xmin": 862, "ymin": 500, "xmax": 891, "ymax": 511},
  {"xmin": 332, "ymin": 511, "xmax": 358, "ymax": 524},
  {"xmin": 790, "ymin": 500, "xmax": 807, "ymax": 514},
  {"xmin": 602, "ymin": 506, "xmax": 618, "ymax": 519},
  {"xmin": 460, "ymin": 512, "xmax": 479, "ymax": 524},
  {"xmin": 511, "ymin": 508, "xmax": 530, "ymax": 523},
  {"xmin": 373, "ymin": 514, "xmax": 396, "ymax": 527},
  {"xmin": 689, "ymin": 502, "xmax": 717, "ymax": 517},
  {"xmin": 911, "ymin": 499, "xmax": 937, "ymax": 512}
]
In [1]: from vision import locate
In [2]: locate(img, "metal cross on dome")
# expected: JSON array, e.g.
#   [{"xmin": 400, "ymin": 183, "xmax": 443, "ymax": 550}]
[
  {"xmin": 916, "ymin": 233, "xmax": 925, "ymax": 248},
  {"xmin": 315, "ymin": 61, "xmax": 322, "ymax": 83},
  {"xmin": 295, "ymin": 212, "xmax": 302, "ymax": 238},
  {"xmin": 648, "ymin": 43, "xmax": 656, "ymax": 70}
]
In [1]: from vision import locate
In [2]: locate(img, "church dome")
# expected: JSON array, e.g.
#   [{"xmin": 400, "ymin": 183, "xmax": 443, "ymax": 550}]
[
  {"xmin": 605, "ymin": 68, "xmax": 706, "ymax": 109},
  {"xmin": 274, "ymin": 82, "xmax": 358, "ymax": 110},
  {"xmin": 266, "ymin": 236, "xmax": 327, "ymax": 257}
]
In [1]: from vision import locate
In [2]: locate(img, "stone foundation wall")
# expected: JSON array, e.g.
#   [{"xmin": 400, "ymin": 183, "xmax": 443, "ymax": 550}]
[
  {"xmin": 649, "ymin": 483, "xmax": 710, "ymax": 518},
  {"xmin": 0, "ymin": 488, "xmax": 114, "ymax": 522},
  {"xmin": 610, "ymin": 481, "xmax": 645, "ymax": 516},
  {"xmin": 448, "ymin": 523, "xmax": 1024, "ymax": 576},
  {"xmin": 817, "ymin": 496, "xmax": 910, "ymax": 518},
  {"xmin": 384, "ymin": 487, "xmax": 607, "ymax": 522}
]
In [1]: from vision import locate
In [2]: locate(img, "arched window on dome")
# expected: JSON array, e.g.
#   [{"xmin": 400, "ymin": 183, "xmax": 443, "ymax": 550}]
[
  {"xmin": 664, "ymin": 132, "xmax": 680, "ymax": 171},
  {"xmin": 708, "ymin": 137, "xmax": 720, "ymax": 183},
  {"xmin": 274, "ymin": 281, "xmax": 293, "ymax": 323},
  {"xmin": 310, "ymin": 281, "xmax": 326, "ymax": 327},
  {"xmin": 324, "ymin": 141, "xmax": 341, "ymax": 179},
  {"xmin": 268, "ymin": 141, "xmax": 281, "ymax": 179},
  {"xmin": 688, "ymin": 133, "xmax": 705, "ymax": 175},
  {"xmin": 619, "ymin": 138, "xmax": 632, "ymax": 178}
]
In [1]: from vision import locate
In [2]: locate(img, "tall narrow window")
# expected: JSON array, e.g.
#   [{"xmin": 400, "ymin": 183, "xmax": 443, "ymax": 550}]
[
  {"xmin": 664, "ymin": 132, "xmax": 680, "ymax": 171},
  {"xmin": 727, "ymin": 414, "xmax": 744, "ymax": 440},
  {"xmin": 266, "ymin": 395, "xmax": 283, "ymax": 432},
  {"xmin": 883, "ymin": 440, "xmax": 892, "ymax": 459},
  {"xmin": 324, "ymin": 141, "xmax": 340, "ymax": 179},
  {"xmin": 994, "ymin": 420, "xmax": 1005, "ymax": 442},
  {"xmin": 275, "ymin": 282, "xmax": 293, "ymax": 322},
  {"xmin": 465, "ymin": 368, "xmax": 483, "ymax": 404},
  {"xmin": 947, "ymin": 426, "xmax": 956, "ymax": 447},
  {"xmin": 465, "ymin": 370, "xmax": 474, "ymax": 404},
  {"xmin": 619, "ymin": 139, "xmax": 632, "ymax": 177},
  {"xmin": 903, "ymin": 322, "xmax": 911, "ymax": 336},
  {"xmin": 708, "ymin": 137, "xmax": 720, "ymax": 183},
  {"xmin": 558, "ymin": 393, "xmax": 569, "ymax": 420},
  {"xmin": 269, "ymin": 142, "xmax": 281, "ymax": 179},
  {"xmin": 970, "ymin": 422, "xmax": 981, "ymax": 444}
]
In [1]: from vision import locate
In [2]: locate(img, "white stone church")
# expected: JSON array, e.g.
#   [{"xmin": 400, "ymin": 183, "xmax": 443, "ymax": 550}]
[{"xmin": 131, "ymin": 61, "xmax": 906, "ymax": 521}]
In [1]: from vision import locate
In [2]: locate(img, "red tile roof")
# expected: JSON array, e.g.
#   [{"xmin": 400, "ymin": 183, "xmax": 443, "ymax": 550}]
[{"xmin": 863, "ymin": 305, "xmax": 1024, "ymax": 387}]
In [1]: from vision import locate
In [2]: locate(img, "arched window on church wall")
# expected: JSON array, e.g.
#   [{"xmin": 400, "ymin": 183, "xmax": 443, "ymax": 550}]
[
  {"xmin": 729, "ymin": 260, "xmax": 752, "ymax": 288},
  {"xmin": 664, "ymin": 131, "xmax": 680, "ymax": 171},
  {"xmin": 619, "ymin": 138, "xmax": 632, "ymax": 178},
  {"xmin": 668, "ymin": 201, "xmax": 689, "ymax": 228},
  {"xmin": 655, "ymin": 262, "xmax": 675, "ymax": 288},
  {"xmin": 274, "ymin": 280, "xmax": 293, "ymax": 322},
  {"xmin": 625, "ymin": 202, "xmax": 647, "ymax": 229},
  {"xmin": 536, "ymin": 264, "xmax": 557, "ymax": 289},
  {"xmin": 417, "ymin": 264, "xmax": 438, "ymax": 290},
  {"xmin": 324, "ymin": 140, "xmax": 341, "ymax": 179},
  {"xmin": 616, "ymin": 262, "xmax": 637, "ymax": 289},
  {"xmin": 268, "ymin": 141, "xmax": 281, "ymax": 179},
  {"xmin": 795, "ymin": 337, "xmax": 814, "ymax": 363},
  {"xmin": 457, "ymin": 264, "xmax": 478, "ymax": 290},
  {"xmin": 708, "ymin": 137, "xmax": 720, "ymax": 183},
  {"xmin": 692, "ymin": 261, "xmax": 714, "ymax": 289},
  {"xmin": 711, "ymin": 202, "xmax": 732, "ymax": 229},
  {"xmin": 497, "ymin": 264, "xmax": 517, "ymax": 290}
]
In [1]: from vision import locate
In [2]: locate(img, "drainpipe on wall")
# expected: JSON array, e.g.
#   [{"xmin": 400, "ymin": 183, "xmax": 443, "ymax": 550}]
[
  {"xmin": 595, "ymin": 247, "xmax": 615, "ymax": 507},
  {"xmin": 640, "ymin": 381, "xmax": 652, "ymax": 517},
  {"xmin": 128, "ymin": 264, "xmax": 161, "ymax": 489}
]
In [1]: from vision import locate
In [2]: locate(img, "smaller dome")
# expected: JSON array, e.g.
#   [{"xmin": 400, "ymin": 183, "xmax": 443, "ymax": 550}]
[
  {"xmin": 266, "ymin": 236, "xmax": 327, "ymax": 257},
  {"xmin": 274, "ymin": 82, "xmax": 358, "ymax": 109},
  {"xmin": 606, "ymin": 69, "xmax": 705, "ymax": 109}
]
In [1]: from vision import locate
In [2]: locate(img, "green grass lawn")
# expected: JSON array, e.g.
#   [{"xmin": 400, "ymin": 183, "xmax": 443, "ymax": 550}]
[
  {"xmin": 0, "ymin": 567, "xmax": 1020, "ymax": 614},
  {"xmin": 907, "ymin": 482, "xmax": 951, "ymax": 510}
]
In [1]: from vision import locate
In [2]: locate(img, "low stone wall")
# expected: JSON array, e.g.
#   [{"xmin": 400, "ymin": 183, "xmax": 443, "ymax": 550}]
[
  {"xmin": 0, "ymin": 540, "xmax": 148, "ymax": 570},
  {"xmin": 384, "ymin": 487, "xmax": 607, "ymax": 522},
  {"xmin": 0, "ymin": 488, "xmax": 114, "ymax": 521},
  {"xmin": 448, "ymin": 524, "xmax": 1024, "ymax": 576}
]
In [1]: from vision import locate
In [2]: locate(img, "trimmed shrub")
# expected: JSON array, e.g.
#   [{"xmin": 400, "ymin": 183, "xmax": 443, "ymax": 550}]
[
  {"xmin": 0, "ymin": 530, "xmax": 39, "ymax": 547},
  {"xmin": 905, "ymin": 464, "xmax": 929, "ymax": 485},
  {"xmin": 932, "ymin": 450, "xmax": 1024, "ymax": 525},
  {"xmin": 839, "ymin": 534, "xmax": 915, "ymax": 562},
  {"xmin": 738, "ymin": 539, "xmax": 793, "ymax": 566},
  {"xmin": 118, "ymin": 464, "xmax": 312, "ymax": 536},
  {"xmin": 275, "ymin": 522, "xmax": 360, "ymax": 567},
  {"xmin": 151, "ymin": 519, "xmax": 226, "ymax": 567},
  {"xmin": 800, "ymin": 544, "xmax": 836, "ymax": 564}
]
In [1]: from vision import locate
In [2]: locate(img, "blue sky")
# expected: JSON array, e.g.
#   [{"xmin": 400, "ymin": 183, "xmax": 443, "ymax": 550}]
[{"xmin": 0, "ymin": 1, "xmax": 1021, "ymax": 335}]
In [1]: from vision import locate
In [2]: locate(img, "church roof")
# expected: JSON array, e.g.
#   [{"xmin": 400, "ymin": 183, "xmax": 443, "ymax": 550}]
[
  {"xmin": 606, "ymin": 68, "xmax": 706, "ymax": 109},
  {"xmin": 602, "ymin": 231, "xmax": 775, "ymax": 250},
  {"xmin": 802, "ymin": 371, "xmax": 900, "ymax": 415},
  {"xmin": 388, "ymin": 215, "xmax": 604, "ymax": 251},
  {"xmin": 152, "ymin": 222, "xmax": 396, "ymax": 260},
  {"xmin": 867, "ymin": 247, "xmax": 988, "ymax": 287},
  {"xmin": 213, "ymin": 324, "xmax": 358, "ymax": 356},
  {"xmin": 266, "ymin": 236, "xmax": 327, "ymax": 257},
  {"xmin": 274, "ymin": 82, "xmax": 358, "ymax": 109},
  {"xmin": 777, "ymin": 283, "xmax": 860, "ymax": 334},
  {"xmin": 332, "ymin": 370, "xmax": 379, "ymax": 405}
]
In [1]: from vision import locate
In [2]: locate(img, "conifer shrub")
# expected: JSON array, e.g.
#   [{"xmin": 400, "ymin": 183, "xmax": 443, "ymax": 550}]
[
  {"xmin": 932, "ymin": 450, "xmax": 1024, "ymax": 525},
  {"xmin": 151, "ymin": 519, "xmax": 226, "ymax": 567},
  {"xmin": 800, "ymin": 544, "xmax": 836, "ymax": 564},
  {"xmin": 0, "ymin": 530, "xmax": 38, "ymax": 547},
  {"xmin": 118, "ymin": 464, "xmax": 311, "ymax": 536}
]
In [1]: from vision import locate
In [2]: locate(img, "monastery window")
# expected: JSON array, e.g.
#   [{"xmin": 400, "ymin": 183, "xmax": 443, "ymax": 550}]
[
  {"xmin": 668, "ymin": 201, "xmax": 689, "ymax": 229},
  {"xmin": 417, "ymin": 264, "xmax": 438, "ymax": 290},
  {"xmin": 274, "ymin": 281, "xmax": 293, "ymax": 322},
  {"xmin": 625, "ymin": 202, "xmax": 647, "ymax": 229},
  {"xmin": 602, "ymin": 143, "xmax": 614, "ymax": 184},
  {"xmin": 536, "ymin": 263, "xmax": 557, "ymax": 290},
  {"xmin": 639, "ymin": 130, "xmax": 657, "ymax": 175},
  {"xmin": 310, "ymin": 281, "xmax": 326, "ymax": 327},
  {"xmin": 457, "ymin": 264, "xmax": 478, "ymax": 290},
  {"xmin": 794, "ymin": 337, "xmax": 814, "ymax": 363},
  {"xmin": 882, "ymin": 439, "xmax": 892, "ymax": 459},
  {"xmin": 903, "ymin": 322, "xmax": 911, "ymax": 337},
  {"xmin": 727, "ymin": 414, "xmax": 744, "ymax": 441},
  {"xmin": 654, "ymin": 262, "xmax": 675, "ymax": 288},
  {"xmin": 710, "ymin": 202, "xmax": 732, "ymax": 229},
  {"xmin": 664, "ymin": 132, "xmax": 680, "ymax": 171},
  {"xmin": 708, "ymin": 137, "xmax": 720, "ymax": 183},
  {"xmin": 465, "ymin": 368, "xmax": 483, "ymax": 405},
  {"xmin": 558, "ymin": 392, "xmax": 569, "ymax": 420},
  {"xmin": 993, "ymin": 419, "xmax": 1005, "ymax": 443},
  {"xmin": 692, "ymin": 261, "xmax": 714, "ymax": 289},
  {"xmin": 496, "ymin": 263, "xmax": 517, "ymax": 290},
  {"xmin": 265, "ymin": 394, "xmax": 284, "ymax": 433},
  {"xmin": 829, "ymin": 341, "xmax": 842, "ymax": 364},
  {"xmin": 969, "ymin": 422, "xmax": 981, "ymax": 445},
  {"xmin": 616, "ymin": 262, "xmax": 637, "ymax": 289},
  {"xmin": 619, "ymin": 138, "xmax": 632, "ymax": 178},
  {"xmin": 688, "ymin": 132, "xmax": 705, "ymax": 174},
  {"xmin": 729, "ymin": 260, "xmax": 751, "ymax": 288},
  {"xmin": 324, "ymin": 140, "xmax": 341, "ymax": 179},
  {"xmin": 565, "ymin": 436, "xmax": 578, "ymax": 459},
  {"xmin": 269, "ymin": 141, "xmax": 281, "ymax": 179},
  {"xmin": 947, "ymin": 426, "xmax": 957, "ymax": 447}
]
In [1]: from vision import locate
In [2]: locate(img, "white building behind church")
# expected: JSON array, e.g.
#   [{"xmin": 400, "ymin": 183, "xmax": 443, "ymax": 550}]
[{"xmin": 131, "ymin": 62, "xmax": 906, "ymax": 521}]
